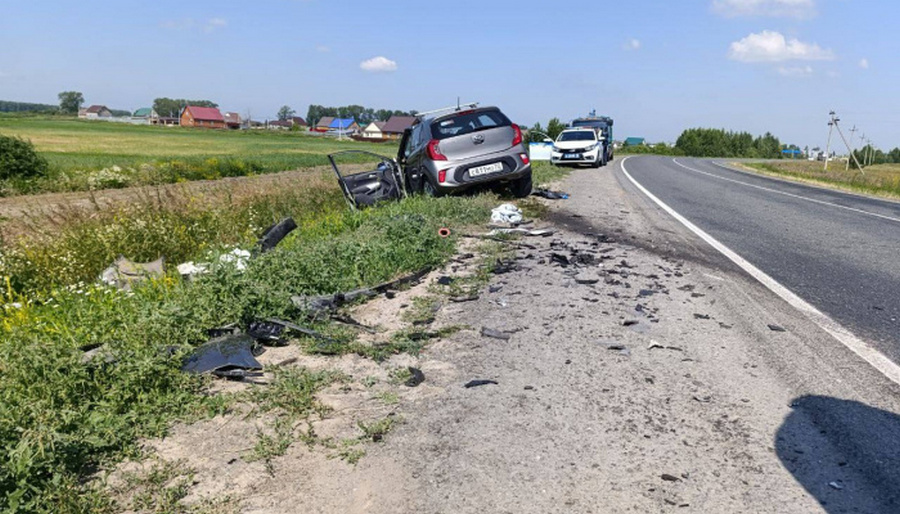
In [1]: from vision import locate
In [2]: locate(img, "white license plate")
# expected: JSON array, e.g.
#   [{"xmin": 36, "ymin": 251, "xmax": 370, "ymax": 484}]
[
  {"xmin": 469, "ymin": 162, "xmax": 504, "ymax": 177},
  {"xmin": 563, "ymin": 153, "xmax": 581, "ymax": 159}
]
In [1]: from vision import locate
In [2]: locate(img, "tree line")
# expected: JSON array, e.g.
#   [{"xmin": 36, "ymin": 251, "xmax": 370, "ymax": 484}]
[
  {"xmin": 852, "ymin": 145, "xmax": 900, "ymax": 167},
  {"xmin": 675, "ymin": 128, "xmax": 783, "ymax": 158},
  {"xmin": 0, "ymin": 100, "xmax": 58, "ymax": 113},
  {"xmin": 305, "ymin": 105, "xmax": 417, "ymax": 127}
]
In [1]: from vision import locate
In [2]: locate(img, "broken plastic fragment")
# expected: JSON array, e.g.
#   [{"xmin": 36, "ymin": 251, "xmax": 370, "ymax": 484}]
[
  {"xmin": 257, "ymin": 218, "xmax": 297, "ymax": 253},
  {"xmin": 99, "ymin": 256, "xmax": 165, "ymax": 290},
  {"xmin": 405, "ymin": 367, "xmax": 425, "ymax": 387},
  {"xmin": 464, "ymin": 379, "xmax": 499, "ymax": 388},
  {"xmin": 182, "ymin": 334, "xmax": 263, "ymax": 378},
  {"xmin": 531, "ymin": 188, "xmax": 569, "ymax": 200},
  {"xmin": 481, "ymin": 327, "xmax": 511, "ymax": 341}
]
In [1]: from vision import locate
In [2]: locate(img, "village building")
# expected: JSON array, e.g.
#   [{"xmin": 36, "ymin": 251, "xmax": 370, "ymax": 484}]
[
  {"xmin": 78, "ymin": 105, "xmax": 112, "ymax": 119},
  {"xmin": 180, "ymin": 105, "xmax": 226, "ymax": 129}
]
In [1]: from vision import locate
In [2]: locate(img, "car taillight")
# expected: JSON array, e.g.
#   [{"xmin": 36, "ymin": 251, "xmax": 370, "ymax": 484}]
[
  {"xmin": 520, "ymin": 153, "xmax": 530, "ymax": 165},
  {"xmin": 427, "ymin": 139, "xmax": 447, "ymax": 161},
  {"xmin": 511, "ymin": 124, "xmax": 523, "ymax": 147},
  {"xmin": 438, "ymin": 169, "xmax": 447, "ymax": 183}
]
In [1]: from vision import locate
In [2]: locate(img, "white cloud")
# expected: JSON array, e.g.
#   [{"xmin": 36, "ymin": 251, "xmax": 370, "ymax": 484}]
[
  {"xmin": 712, "ymin": 0, "xmax": 815, "ymax": 18},
  {"xmin": 316, "ymin": 45, "xmax": 330, "ymax": 53},
  {"xmin": 777, "ymin": 65, "xmax": 813, "ymax": 77},
  {"xmin": 204, "ymin": 18, "xmax": 227, "ymax": 33},
  {"xmin": 729, "ymin": 30, "xmax": 834, "ymax": 62},
  {"xmin": 859, "ymin": 58, "xmax": 869, "ymax": 69},
  {"xmin": 623, "ymin": 38, "xmax": 641, "ymax": 51},
  {"xmin": 360, "ymin": 56, "xmax": 398, "ymax": 73}
]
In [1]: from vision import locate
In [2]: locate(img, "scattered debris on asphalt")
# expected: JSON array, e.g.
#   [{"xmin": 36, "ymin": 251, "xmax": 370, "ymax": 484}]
[
  {"xmin": 99, "ymin": 256, "xmax": 165, "ymax": 290},
  {"xmin": 829, "ymin": 481, "xmax": 845, "ymax": 490},
  {"xmin": 661, "ymin": 474, "xmax": 681, "ymax": 482},
  {"xmin": 768, "ymin": 324, "xmax": 787, "ymax": 332},
  {"xmin": 464, "ymin": 379, "xmax": 499, "ymax": 388},
  {"xmin": 694, "ymin": 313, "xmax": 711, "ymax": 320}
]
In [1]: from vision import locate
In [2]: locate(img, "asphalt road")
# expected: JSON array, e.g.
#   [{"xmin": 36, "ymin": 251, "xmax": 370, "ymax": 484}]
[{"xmin": 620, "ymin": 155, "xmax": 900, "ymax": 364}]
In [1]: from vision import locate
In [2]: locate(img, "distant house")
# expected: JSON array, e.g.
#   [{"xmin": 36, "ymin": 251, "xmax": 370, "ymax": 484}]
[
  {"xmin": 623, "ymin": 137, "xmax": 645, "ymax": 147},
  {"xmin": 78, "ymin": 105, "xmax": 112, "ymax": 119},
  {"xmin": 132, "ymin": 107, "xmax": 158, "ymax": 125},
  {"xmin": 329, "ymin": 118, "xmax": 359, "ymax": 134},
  {"xmin": 381, "ymin": 115, "xmax": 417, "ymax": 140},
  {"xmin": 361, "ymin": 121, "xmax": 387, "ymax": 139},
  {"xmin": 180, "ymin": 105, "xmax": 226, "ymax": 129},
  {"xmin": 224, "ymin": 112, "xmax": 242, "ymax": 130},
  {"xmin": 314, "ymin": 116, "xmax": 335, "ymax": 132},
  {"xmin": 269, "ymin": 116, "xmax": 308, "ymax": 130}
]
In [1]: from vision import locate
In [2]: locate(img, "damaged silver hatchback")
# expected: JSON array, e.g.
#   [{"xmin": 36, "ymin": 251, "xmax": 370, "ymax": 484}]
[{"xmin": 328, "ymin": 104, "xmax": 532, "ymax": 209}]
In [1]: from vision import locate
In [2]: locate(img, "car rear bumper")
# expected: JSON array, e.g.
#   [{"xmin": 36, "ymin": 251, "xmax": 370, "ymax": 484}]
[{"xmin": 428, "ymin": 152, "xmax": 531, "ymax": 192}]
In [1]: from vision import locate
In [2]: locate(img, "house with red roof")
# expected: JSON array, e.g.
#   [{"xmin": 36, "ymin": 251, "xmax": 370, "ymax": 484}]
[{"xmin": 180, "ymin": 105, "xmax": 226, "ymax": 129}]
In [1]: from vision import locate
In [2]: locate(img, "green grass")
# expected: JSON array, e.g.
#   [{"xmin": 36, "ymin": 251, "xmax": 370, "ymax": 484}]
[
  {"xmin": 0, "ymin": 187, "xmax": 495, "ymax": 511},
  {"xmin": 0, "ymin": 121, "xmax": 576, "ymax": 511},
  {"xmin": 0, "ymin": 116, "xmax": 397, "ymax": 195},
  {"xmin": 741, "ymin": 160, "xmax": 900, "ymax": 199}
]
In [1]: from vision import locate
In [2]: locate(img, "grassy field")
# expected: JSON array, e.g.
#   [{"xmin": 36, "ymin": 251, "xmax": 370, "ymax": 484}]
[
  {"xmin": 740, "ymin": 160, "xmax": 900, "ymax": 199},
  {"xmin": 0, "ymin": 116, "xmax": 397, "ymax": 195},
  {"xmin": 0, "ymin": 139, "xmax": 567, "ymax": 511}
]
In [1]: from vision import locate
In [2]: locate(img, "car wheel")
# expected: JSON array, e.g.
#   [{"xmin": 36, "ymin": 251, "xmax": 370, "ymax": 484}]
[
  {"xmin": 422, "ymin": 177, "xmax": 443, "ymax": 198},
  {"xmin": 510, "ymin": 170, "xmax": 533, "ymax": 198}
]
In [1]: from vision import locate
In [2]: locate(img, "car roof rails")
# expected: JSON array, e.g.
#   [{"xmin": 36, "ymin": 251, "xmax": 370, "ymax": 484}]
[{"xmin": 416, "ymin": 101, "xmax": 480, "ymax": 119}]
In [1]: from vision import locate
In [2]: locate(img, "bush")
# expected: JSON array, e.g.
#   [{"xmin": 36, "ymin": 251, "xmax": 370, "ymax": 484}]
[{"xmin": 0, "ymin": 135, "xmax": 48, "ymax": 180}]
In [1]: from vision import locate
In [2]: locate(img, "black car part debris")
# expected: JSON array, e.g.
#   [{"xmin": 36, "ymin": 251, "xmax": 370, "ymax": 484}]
[
  {"xmin": 291, "ymin": 268, "xmax": 431, "ymax": 318},
  {"xmin": 531, "ymin": 188, "xmax": 569, "ymax": 200},
  {"xmin": 182, "ymin": 334, "xmax": 263, "ymax": 379},
  {"xmin": 257, "ymin": 217, "xmax": 297, "ymax": 254},
  {"xmin": 405, "ymin": 367, "xmax": 426, "ymax": 387},
  {"xmin": 328, "ymin": 151, "xmax": 407, "ymax": 210},
  {"xmin": 99, "ymin": 256, "xmax": 165, "ymax": 290},
  {"xmin": 464, "ymin": 379, "xmax": 499, "ymax": 388},
  {"xmin": 207, "ymin": 324, "xmax": 240, "ymax": 338}
]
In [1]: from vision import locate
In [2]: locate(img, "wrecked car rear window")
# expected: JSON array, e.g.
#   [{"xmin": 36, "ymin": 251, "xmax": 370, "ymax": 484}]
[{"xmin": 430, "ymin": 110, "xmax": 511, "ymax": 140}]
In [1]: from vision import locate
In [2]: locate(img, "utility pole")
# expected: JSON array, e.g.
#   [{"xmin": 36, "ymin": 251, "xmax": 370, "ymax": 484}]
[
  {"xmin": 846, "ymin": 125, "xmax": 858, "ymax": 171},
  {"xmin": 830, "ymin": 112, "xmax": 863, "ymax": 173},
  {"xmin": 824, "ymin": 111, "xmax": 835, "ymax": 171}
]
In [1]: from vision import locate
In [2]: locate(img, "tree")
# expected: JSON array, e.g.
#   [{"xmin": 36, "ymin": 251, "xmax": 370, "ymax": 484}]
[
  {"xmin": 152, "ymin": 98, "xmax": 218, "ymax": 118},
  {"xmin": 527, "ymin": 122, "xmax": 547, "ymax": 143},
  {"xmin": 58, "ymin": 91, "xmax": 84, "ymax": 114},
  {"xmin": 277, "ymin": 105, "xmax": 295, "ymax": 121},
  {"xmin": 0, "ymin": 135, "xmax": 49, "ymax": 179},
  {"xmin": 546, "ymin": 118, "xmax": 566, "ymax": 140}
]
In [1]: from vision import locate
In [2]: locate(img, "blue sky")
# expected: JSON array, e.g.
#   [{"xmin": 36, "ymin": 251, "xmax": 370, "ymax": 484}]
[{"xmin": 1, "ymin": 0, "xmax": 896, "ymax": 149}]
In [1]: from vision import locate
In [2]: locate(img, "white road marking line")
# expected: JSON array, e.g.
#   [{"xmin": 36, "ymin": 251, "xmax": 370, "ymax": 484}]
[
  {"xmin": 671, "ymin": 158, "xmax": 900, "ymax": 225},
  {"xmin": 620, "ymin": 156, "xmax": 900, "ymax": 387}
]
